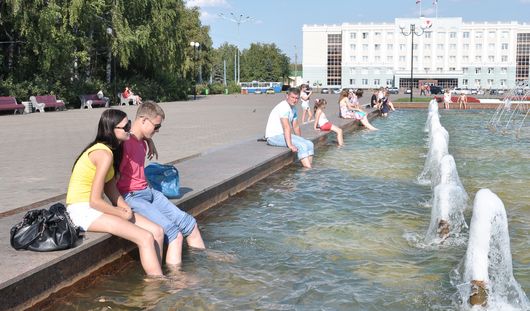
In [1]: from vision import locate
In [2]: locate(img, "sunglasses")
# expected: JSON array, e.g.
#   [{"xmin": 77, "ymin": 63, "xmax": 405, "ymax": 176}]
[
  {"xmin": 145, "ymin": 118, "xmax": 162, "ymax": 131},
  {"xmin": 115, "ymin": 120, "xmax": 131, "ymax": 132}
]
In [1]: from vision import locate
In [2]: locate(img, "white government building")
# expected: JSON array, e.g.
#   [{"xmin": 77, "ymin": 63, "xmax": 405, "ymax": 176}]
[{"xmin": 302, "ymin": 17, "xmax": 530, "ymax": 91}]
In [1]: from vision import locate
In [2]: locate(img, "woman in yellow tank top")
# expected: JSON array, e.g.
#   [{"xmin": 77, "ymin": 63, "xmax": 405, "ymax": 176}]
[{"xmin": 66, "ymin": 109, "xmax": 164, "ymax": 276}]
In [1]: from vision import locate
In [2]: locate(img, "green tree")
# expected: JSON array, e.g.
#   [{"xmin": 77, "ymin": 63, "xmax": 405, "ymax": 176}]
[{"xmin": 239, "ymin": 43, "xmax": 290, "ymax": 82}]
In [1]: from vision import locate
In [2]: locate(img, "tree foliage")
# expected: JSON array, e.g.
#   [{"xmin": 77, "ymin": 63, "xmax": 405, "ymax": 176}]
[
  {"xmin": 0, "ymin": 0, "xmax": 212, "ymax": 104},
  {"xmin": 240, "ymin": 43, "xmax": 290, "ymax": 82}
]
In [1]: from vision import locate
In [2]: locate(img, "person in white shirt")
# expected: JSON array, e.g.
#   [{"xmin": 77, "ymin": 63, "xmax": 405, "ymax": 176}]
[
  {"xmin": 300, "ymin": 84, "xmax": 313, "ymax": 124},
  {"xmin": 265, "ymin": 88, "xmax": 314, "ymax": 168},
  {"xmin": 443, "ymin": 89, "xmax": 452, "ymax": 109}
]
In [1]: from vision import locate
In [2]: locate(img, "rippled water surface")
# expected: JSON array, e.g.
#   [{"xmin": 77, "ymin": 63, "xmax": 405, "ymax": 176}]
[{"xmin": 55, "ymin": 110, "xmax": 529, "ymax": 310}]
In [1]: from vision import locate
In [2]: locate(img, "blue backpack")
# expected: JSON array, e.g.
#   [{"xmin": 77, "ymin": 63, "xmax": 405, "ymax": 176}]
[{"xmin": 144, "ymin": 163, "xmax": 180, "ymax": 198}]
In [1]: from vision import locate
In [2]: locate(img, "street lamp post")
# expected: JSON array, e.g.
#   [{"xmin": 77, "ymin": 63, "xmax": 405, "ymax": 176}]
[
  {"xmin": 400, "ymin": 23, "xmax": 427, "ymax": 102},
  {"xmin": 219, "ymin": 12, "xmax": 253, "ymax": 85},
  {"xmin": 190, "ymin": 41, "xmax": 200, "ymax": 100}
]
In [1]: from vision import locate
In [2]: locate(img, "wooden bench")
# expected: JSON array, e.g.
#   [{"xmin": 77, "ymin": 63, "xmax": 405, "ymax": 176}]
[
  {"xmin": 0, "ymin": 96, "xmax": 25, "ymax": 114},
  {"xmin": 30, "ymin": 95, "xmax": 66, "ymax": 112},
  {"xmin": 79, "ymin": 94, "xmax": 109, "ymax": 109}
]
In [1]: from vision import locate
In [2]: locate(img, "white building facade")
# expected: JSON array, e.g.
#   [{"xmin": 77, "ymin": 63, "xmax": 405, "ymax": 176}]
[{"xmin": 302, "ymin": 18, "xmax": 530, "ymax": 90}]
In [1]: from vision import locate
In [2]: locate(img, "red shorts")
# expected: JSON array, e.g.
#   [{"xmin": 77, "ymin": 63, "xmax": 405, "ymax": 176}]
[{"xmin": 319, "ymin": 122, "xmax": 332, "ymax": 131}]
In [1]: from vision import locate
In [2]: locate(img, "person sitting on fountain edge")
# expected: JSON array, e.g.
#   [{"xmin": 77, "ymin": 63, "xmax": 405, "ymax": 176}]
[{"xmin": 265, "ymin": 87, "xmax": 314, "ymax": 168}]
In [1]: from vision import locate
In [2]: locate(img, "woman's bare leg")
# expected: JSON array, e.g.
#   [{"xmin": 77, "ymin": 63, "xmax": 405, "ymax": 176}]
[
  {"xmin": 361, "ymin": 117, "xmax": 378, "ymax": 130},
  {"xmin": 89, "ymin": 214, "xmax": 163, "ymax": 276},
  {"xmin": 133, "ymin": 213, "xmax": 165, "ymax": 263}
]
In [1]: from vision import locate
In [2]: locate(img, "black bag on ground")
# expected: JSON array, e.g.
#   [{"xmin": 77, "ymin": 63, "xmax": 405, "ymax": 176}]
[{"xmin": 10, "ymin": 203, "xmax": 81, "ymax": 252}]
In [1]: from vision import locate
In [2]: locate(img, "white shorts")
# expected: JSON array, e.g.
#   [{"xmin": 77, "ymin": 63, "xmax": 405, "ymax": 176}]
[
  {"xmin": 67, "ymin": 202, "xmax": 104, "ymax": 231},
  {"xmin": 301, "ymin": 100, "xmax": 310, "ymax": 110}
]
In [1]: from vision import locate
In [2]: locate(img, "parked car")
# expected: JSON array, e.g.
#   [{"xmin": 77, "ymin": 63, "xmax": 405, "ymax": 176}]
[
  {"xmin": 331, "ymin": 88, "xmax": 341, "ymax": 94},
  {"xmin": 470, "ymin": 89, "xmax": 478, "ymax": 95},
  {"xmin": 254, "ymin": 89, "xmax": 262, "ymax": 94},
  {"xmin": 265, "ymin": 88, "xmax": 275, "ymax": 94},
  {"xmin": 388, "ymin": 87, "xmax": 399, "ymax": 94},
  {"xmin": 429, "ymin": 85, "xmax": 443, "ymax": 95},
  {"xmin": 321, "ymin": 88, "xmax": 330, "ymax": 94},
  {"xmin": 405, "ymin": 88, "xmax": 412, "ymax": 94}
]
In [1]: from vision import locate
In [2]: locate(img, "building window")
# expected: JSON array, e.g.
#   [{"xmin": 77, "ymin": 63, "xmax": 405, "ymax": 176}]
[
  {"xmin": 424, "ymin": 67, "xmax": 430, "ymax": 73},
  {"xmin": 501, "ymin": 31, "xmax": 509, "ymax": 39},
  {"xmin": 488, "ymin": 56, "xmax": 495, "ymax": 62},
  {"xmin": 449, "ymin": 67, "xmax": 456, "ymax": 71},
  {"xmin": 374, "ymin": 79, "xmax": 380, "ymax": 85},
  {"xmin": 488, "ymin": 31, "xmax": 496, "ymax": 38},
  {"xmin": 437, "ymin": 44, "xmax": 444, "ymax": 49},
  {"xmin": 475, "ymin": 31, "xmax": 483, "ymax": 38},
  {"xmin": 425, "ymin": 56, "xmax": 431, "ymax": 62},
  {"xmin": 450, "ymin": 56, "xmax": 456, "ymax": 62},
  {"xmin": 425, "ymin": 32, "xmax": 432, "ymax": 38},
  {"xmin": 475, "ymin": 44, "xmax": 482, "ymax": 50},
  {"xmin": 350, "ymin": 44, "xmax": 356, "ymax": 50},
  {"xmin": 386, "ymin": 79, "xmax": 392, "ymax": 85},
  {"xmin": 399, "ymin": 56, "xmax": 406, "ymax": 62},
  {"xmin": 350, "ymin": 79, "xmax": 355, "ymax": 85},
  {"xmin": 463, "ymin": 32, "xmax": 470, "ymax": 38},
  {"xmin": 450, "ymin": 44, "xmax": 457, "ymax": 50},
  {"xmin": 463, "ymin": 79, "xmax": 468, "ymax": 85},
  {"xmin": 399, "ymin": 44, "xmax": 406, "ymax": 51},
  {"xmin": 475, "ymin": 79, "xmax": 481, "ymax": 87},
  {"xmin": 362, "ymin": 44, "xmax": 369, "ymax": 51},
  {"xmin": 425, "ymin": 44, "xmax": 431, "ymax": 50},
  {"xmin": 502, "ymin": 55, "xmax": 508, "ymax": 62},
  {"xmin": 488, "ymin": 67, "xmax": 494, "ymax": 73},
  {"xmin": 375, "ymin": 56, "xmax": 381, "ymax": 62},
  {"xmin": 350, "ymin": 56, "xmax": 356, "ymax": 62},
  {"xmin": 350, "ymin": 32, "xmax": 356, "ymax": 39},
  {"xmin": 475, "ymin": 56, "xmax": 482, "ymax": 62},
  {"xmin": 413, "ymin": 56, "xmax": 418, "ymax": 62},
  {"xmin": 488, "ymin": 43, "xmax": 495, "ymax": 50},
  {"xmin": 437, "ymin": 67, "xmax": 443, "ymax": 72},
  {"xmin": 501, "ymin": 67, "xmax": 507, "ymax": 73},
  {"xmin": 374, "ymin": 44, "xmax": 381, "ymax": 50},
  {"xmin": 327, "ymin": 34, "xmax": 342, "ymax": 86},
  {"xmin": 362, "ymin": 32, "xmax": 368, "ymax": 39},
  {"xmin": 462, "ymin": 67, "xmax": 468, "ymax": 73},
  {"xmin": 387, "ymin": 32, "xmax": 393, "ymax": 37},
  {"xmin": 387, "ymin": 44, "xmax": 393, "ymax": 50},
  {"xmin": 463, "ymin": 56, "xmax": 469, "ymax": 62},
  {"xmin": 362, "ymin": 79, "xmax": 368, "ymax": 85},
  {"xmin": 362, "ymin": 56, "xmax": 368, "ymax": 62},
  {"xmin": 437, "ymin": 56, "xmax": 443, "ymax": 62},
  {"xmin": 500, "ymin": 79, "xmax": 506, "ymax": 86},
  {"xmin": 487, "ymin": 79, "xmax": 494, "ymax": 86},
  {"xmin": 387, "ymin": 56, "xmax": 393, "ymax": 62},
  {"xmin": 476, "ymin": 67, "xmax": 482, "ymax": 74},
  {"xmin": 501, "ymin": 43, "xmax": 508, "ymax": 50},
  {"xmin": 450, "ymin": 32, "xmax": 457, "ymax": 38},
  {"xmin": 463, "ymin": 44, "xmax": 469, "ymax": 50}
]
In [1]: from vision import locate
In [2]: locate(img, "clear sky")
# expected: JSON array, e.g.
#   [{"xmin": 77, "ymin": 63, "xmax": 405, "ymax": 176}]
[{"xmin": 186, "ymin": 0, "xmax": 530, "ymax": 62}]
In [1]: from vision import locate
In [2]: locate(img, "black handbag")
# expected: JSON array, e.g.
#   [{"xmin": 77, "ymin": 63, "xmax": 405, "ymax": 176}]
[{"xmin": 10, "ymin": 203, "xmax": 81, "ymax": 252}]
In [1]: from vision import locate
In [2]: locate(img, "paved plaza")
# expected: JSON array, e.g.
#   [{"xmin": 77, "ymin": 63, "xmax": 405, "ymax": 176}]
[{"xmin": 0, "ymin": 93, "xmax": 341, "ymax": 215}]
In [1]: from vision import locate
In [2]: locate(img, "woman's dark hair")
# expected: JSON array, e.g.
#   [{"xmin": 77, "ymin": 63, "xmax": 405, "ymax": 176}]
[{"xmin": 72, "ymin": 109, "xmax": 127, "ymax": 172}]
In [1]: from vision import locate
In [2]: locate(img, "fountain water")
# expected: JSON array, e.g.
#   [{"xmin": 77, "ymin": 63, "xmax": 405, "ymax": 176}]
[
  {"xmin": 424, "ymin": 155, "xmax": 468, "ymax": 244},
  {"xmin": 418, "ymin": 126, "xmax": 449, "ymax": 185},
  {"xmin": 487, "ymin": 80, "xmax": 529, "ymax": 139},
  {"xmin": 451, "ymin": 189, "xmax": 529, "ymax": 309}
]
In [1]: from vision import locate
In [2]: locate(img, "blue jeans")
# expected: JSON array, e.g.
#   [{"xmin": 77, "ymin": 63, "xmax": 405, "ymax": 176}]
[
  {"xmin": 267, "ymin": 134, "xmax": 314, "ymax": 160},
  {"xmin": 123, "ymin": 188, "xmax": 196, "ymax": 243}
]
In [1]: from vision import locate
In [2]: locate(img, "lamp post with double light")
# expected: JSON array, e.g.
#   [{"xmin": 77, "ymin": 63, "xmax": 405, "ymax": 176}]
[
  {"xmin": 218, "ymin": 12, "xmax": 253, "ymax": 84},
  {"xmin": 190, "ymin": 41, "xmax": 200, "ymax": 100},
  {"xmin": 399, "ymin": 22, "xmax": 428, "ymax": 102}
]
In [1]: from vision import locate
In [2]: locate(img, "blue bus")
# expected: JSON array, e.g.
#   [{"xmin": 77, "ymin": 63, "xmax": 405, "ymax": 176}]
[{"xmin": 240, "ymin": 81, "xmax": 282, "ymax": 94}]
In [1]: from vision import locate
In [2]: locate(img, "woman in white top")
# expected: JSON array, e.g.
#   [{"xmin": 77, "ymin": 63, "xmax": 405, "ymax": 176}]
[
  {"xmin": 443, "ymin": 89, "xmax": 452, "ymax": 109},
  {"xmin": 300, "ymin": 84, "xmax": 313, "ymax": 123}
]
